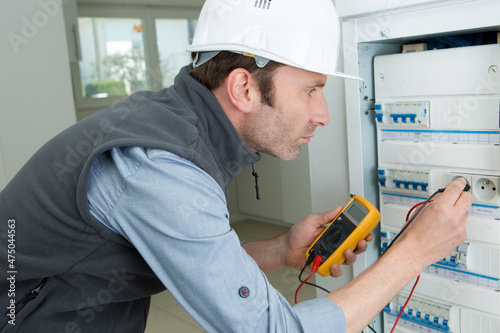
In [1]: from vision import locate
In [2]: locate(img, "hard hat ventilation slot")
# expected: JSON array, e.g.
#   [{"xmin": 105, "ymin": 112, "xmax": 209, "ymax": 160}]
[{"xmin": 254, "ymin": 0, "xmax": 271, "ymax": 10}]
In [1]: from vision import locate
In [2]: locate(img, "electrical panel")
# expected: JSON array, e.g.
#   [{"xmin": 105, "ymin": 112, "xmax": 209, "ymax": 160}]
[{"xmin": 375, "ymin": 43, "xmax": 500, "ymax": 332}]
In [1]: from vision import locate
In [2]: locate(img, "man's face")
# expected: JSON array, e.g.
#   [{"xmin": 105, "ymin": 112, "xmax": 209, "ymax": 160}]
[{"xmin": 240, "ymin": 65, "xmax": 329, "ymax": 160}]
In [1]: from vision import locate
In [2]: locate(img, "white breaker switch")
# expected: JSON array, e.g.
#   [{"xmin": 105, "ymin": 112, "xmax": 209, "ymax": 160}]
[{"xmin": 375, "ymin": 101, "xmax": 430, "ymax": 127}]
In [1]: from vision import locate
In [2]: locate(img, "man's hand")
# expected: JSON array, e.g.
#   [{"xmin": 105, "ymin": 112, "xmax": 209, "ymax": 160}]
[
  {"xmin": 389, "ymin": 177, "xmax": 472, "ymax": 269},
  {"xmin": 327, "ymin": 178, "xmax": 473, "ymax": 332},
  {"xmin": 283, "ymin": 207, "xmax": 373, "ymax": 277}
]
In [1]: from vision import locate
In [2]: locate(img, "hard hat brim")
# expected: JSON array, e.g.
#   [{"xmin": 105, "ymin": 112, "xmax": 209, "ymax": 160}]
[
  {"xmin": 188, "ymin": 46, "xmax": 364, "ymax": 81},
  {"xmin": 327, "ymin": 71, "xmax": 364, "ymax": 81}
]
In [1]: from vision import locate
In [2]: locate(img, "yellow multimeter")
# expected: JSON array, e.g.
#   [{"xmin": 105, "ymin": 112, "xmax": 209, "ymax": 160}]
[{"xmin": 305, "ymin": 195, "xmax": 381, "ymax": 277}]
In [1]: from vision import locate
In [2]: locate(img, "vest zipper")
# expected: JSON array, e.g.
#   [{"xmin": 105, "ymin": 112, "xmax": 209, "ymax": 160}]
[
  {"xmin": 251, "ymin": 163, "xmax": 260, "ymax": 200},
  {"xmin": 16, "ymin": 278, "xmax": 48, "ymax": 314}
]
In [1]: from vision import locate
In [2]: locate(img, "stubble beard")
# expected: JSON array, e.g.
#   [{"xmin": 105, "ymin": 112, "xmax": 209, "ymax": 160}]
[
  {"xmin": 240, "ymin": 123, "xmax": 304, "ymax": 160},
  {"xmin": 240, "ymin": 103, "xmax": 312, "ymax": 160}
]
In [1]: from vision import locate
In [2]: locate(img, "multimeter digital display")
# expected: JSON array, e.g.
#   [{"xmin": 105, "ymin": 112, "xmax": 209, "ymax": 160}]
[{"xmin": 305, "ymin": 195, "xmax": 381, "ymax": 277}]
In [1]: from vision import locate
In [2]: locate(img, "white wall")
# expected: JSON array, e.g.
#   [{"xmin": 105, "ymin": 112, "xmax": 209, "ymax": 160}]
[
  {"xmin": 233, "ymin": 148, "xmax": 313, "ymax": 225},
  {"xmin": 309, "ymin": 76, "xmax": 351, "ymax": 213},
  {"xmin": 0, "ymin": 0, "xmax": 76, "ymax": 189}
]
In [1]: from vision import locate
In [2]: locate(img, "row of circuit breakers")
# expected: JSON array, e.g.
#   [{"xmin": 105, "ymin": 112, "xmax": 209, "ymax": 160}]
[{"xmin": 374, "ymin": 44, "xmax": 500, "ymax": 332}]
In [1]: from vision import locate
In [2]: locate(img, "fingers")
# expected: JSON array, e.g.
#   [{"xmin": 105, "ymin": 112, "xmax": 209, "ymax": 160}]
[
  {"xmin": 365, "ymin": 233, "xmax": 374, "ymax": 243},
  {"xmin": 330, "ymin": 263, "xmax": 343, "ymax": 278},
  {"xmin": 325, "ymin": 250, "xmax": 356, "ymax": 278},
  {"xmin": 327, "ymin": 234, "xmax": 373, "ymax": 278},
  {"xmin": 324, "ymin": 206, "xmax": 343, "ymax": 221},
  {"xmin": 433, "ymin": 179, "xmax": 473, "ymax": 225},
  {"xmin": 352, "ymin": 234, "xmax": 373, "ymax": 255},
  {"xmin": 440, "ymin": 178, "xmax": 473, "ymax": 208},
  {"xmin": 344, "ymin": 249, "xmax": 357, "ymax": 265},
  {"xmin": 353, "ymin": 241, "xmax": 367, "ymax": 255},
  {"xmin": 340, "ymin": 235, "xmax": 373, "ymax": 267},
  {"xmin": 454, "ymin": 182, "xmax": 474, "ymax": 211},
  {"xmin": 315, "ymin": 206, "xmax": 343, "ymax": 227},
  {"xmin": 345, "ymin": 238, "xmax": 368, "ymax": 263}
]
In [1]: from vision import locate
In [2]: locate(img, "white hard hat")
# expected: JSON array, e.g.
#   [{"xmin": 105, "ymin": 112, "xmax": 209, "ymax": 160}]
[{"xmin": 187, "ymin": 0, "xmax": 362, "ymax": 80}]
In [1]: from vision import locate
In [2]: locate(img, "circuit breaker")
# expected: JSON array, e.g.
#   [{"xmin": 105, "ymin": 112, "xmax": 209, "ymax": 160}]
[{"xmin": 375, "ymin": 43, "xmax": 500, "ymax": 332}]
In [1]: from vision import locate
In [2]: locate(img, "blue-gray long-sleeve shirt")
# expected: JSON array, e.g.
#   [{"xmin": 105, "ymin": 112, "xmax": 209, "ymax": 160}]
[{"xmin": 87, "ymin": 146, "xmax": 346, "ymax": 332}]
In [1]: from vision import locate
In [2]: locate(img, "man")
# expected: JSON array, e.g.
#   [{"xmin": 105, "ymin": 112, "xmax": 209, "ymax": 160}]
[{"xmin": 1, "ymin": 0, "xmax": 472, "ymax": 332}]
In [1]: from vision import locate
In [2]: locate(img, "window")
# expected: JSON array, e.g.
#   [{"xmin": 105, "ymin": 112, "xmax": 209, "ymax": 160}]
[
  {"xmin": 70, "ymin": 5, "xmax": 198, "ymax": 116},
  {"xmin": 78, "ymin": 17, "xmax": 147, "ymax": 98},
  {"xmin": 156, "ymin": 19, "xmax": 196, "ymax": 88}
]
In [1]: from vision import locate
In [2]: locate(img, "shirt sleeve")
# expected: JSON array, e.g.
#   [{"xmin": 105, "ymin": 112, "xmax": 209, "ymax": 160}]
[{"xmin": 87, "ymin": 147, "xmax": 346, "ymax": 332}]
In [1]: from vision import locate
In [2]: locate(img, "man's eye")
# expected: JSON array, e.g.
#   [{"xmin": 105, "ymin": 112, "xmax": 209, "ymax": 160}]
[{"xmin": 307, "ymin": 88, "xmax": 316, "ymax": 96}]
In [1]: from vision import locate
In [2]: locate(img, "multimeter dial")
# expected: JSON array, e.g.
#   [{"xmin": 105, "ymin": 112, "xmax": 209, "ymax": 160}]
[
  {"xmin": 306, "ymin": 196, "xmax": 381, "ymax": 277},
  {"xmin": 309, "ymin": 214, "xmax": 356, "ymax": 262}
]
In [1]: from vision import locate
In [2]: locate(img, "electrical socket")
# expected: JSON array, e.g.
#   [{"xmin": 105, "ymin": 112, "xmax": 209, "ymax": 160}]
[
  {"xmin": 472, "ymin": 175, "xmax": 499, "ymax": 204},
  {"xmin": 449, "ymin": 172, "xmax": 472, "ymax": 189}
]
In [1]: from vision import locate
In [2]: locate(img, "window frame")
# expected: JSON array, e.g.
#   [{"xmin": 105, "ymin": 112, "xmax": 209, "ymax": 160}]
[{"xmin": 71, "ymin": 4, "xmax": 199, "ymax": 117}]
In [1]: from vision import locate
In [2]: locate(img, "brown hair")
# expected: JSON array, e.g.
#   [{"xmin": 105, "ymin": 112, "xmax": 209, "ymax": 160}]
[{"xmin": 189, "ymin": 51, "xmax": 283, "ymax": 107}]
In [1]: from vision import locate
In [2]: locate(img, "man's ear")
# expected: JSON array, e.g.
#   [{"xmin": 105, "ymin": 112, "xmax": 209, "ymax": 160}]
[{"xmin": 226, "ymin": 68, "xmax": 258, "ymax": 113}]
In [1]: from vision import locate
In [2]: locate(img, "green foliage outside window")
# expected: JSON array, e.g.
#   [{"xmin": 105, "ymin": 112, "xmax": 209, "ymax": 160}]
[{"xmin": 85, "ymin": 80, "xmax": 127, "ymax": 98}]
